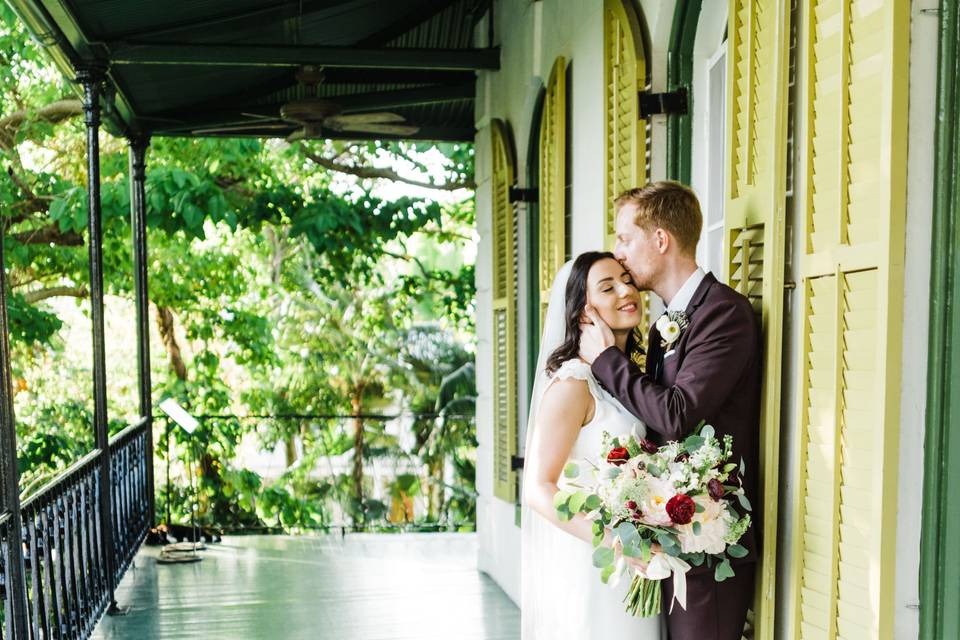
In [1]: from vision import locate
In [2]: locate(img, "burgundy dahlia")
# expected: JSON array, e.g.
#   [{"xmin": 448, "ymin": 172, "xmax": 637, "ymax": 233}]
[
  {"xmin": 708, "ymin": 478, "xmax": 725, "ymax": 501},
  {"xmin": 666, "ymin": 494, "xmax": 696, "ymax": 525},
  {"xmin": 639, "ymin": 438, "xmax": 659, "ymax": 454},
  {"xmin": 607, "ymin": 447, "xmax": 630, "ymax": 466}
]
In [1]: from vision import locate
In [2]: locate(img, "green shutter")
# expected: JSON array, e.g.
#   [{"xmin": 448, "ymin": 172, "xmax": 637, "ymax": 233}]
[
  {"xmin": 491, "ymin": 119, "xmax": 518, "ymax": 503},
  {"xmin": 723, "ymin": 1, "xmax": 791, "ymax": 637},
  {"xmin": 539, "ymin": 57, "xmax": 567, "ymax": 329},
  {"xmin": 604, "ymin": 0, "xmax": 651, "ymax": 338},
  {"xmin": 789, "ymin": 0, "xmax": 909, "ymax": 637}
]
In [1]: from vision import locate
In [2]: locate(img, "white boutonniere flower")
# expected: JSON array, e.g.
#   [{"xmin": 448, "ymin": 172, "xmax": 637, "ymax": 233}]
[{"xmin": 656, "ymin": 311, "xmax": 689, "ymax": 349}]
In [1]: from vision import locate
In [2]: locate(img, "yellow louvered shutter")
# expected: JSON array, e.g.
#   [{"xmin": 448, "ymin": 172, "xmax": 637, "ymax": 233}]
[
  {"xmin": 491, "ymin": 119, "xmax": 518, "ymax": 503},
  {"xmin": 723, "ymin": 1, "xmax": 790, "ymax": 638},
  {"xmin": 789, "ymin": 1, "xmax": 908, "ymax": 638},
  {"xmin": 603, "ymin": 0, "xmax": 651, "ymax": 338},
  {"xmin": 539, "ymin": 57, "xmax": 566, "ymax": 326}
]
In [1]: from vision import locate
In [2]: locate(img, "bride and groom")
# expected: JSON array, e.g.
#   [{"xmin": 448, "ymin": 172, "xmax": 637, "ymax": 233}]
[{"xmin": 521, "ymin": 181, "xmax": 761, "ymax": 640}]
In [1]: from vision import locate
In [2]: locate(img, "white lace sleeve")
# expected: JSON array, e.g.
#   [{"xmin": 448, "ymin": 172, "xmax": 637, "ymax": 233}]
[{"xmin": 548, "ymin": 359, "xmax": 603, "ymax": 401}]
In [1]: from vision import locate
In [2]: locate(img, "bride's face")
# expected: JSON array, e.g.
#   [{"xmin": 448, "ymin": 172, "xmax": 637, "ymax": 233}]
[{"xmin": 584, "ymin": 258, "xmax": 642, "ymax": 330}]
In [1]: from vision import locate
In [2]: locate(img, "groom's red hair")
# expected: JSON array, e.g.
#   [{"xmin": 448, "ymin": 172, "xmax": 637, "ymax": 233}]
[{"xmin": 615, "ymin": 181, "xmax": 703, "ymax": 256}]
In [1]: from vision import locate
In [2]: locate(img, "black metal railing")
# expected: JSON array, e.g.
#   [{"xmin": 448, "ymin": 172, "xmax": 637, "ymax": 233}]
[
  {"xmin": 108, "ymin": 420, "xmax": 150, "ymax": 582},
  {"xmin": 0, "ymin": 417, "xmax": 151, "ymax": 640}
]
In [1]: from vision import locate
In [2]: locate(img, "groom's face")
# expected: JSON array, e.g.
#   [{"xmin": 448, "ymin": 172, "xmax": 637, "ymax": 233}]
[{"xmin": 613, "ymin": 204, "xmax": 662, "ymax": 290}]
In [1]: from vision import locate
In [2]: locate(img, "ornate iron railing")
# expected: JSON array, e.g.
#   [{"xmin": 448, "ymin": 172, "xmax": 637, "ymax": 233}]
[{"xmin": 0, "ymin": 417, "xmax": 151, "ymax": 640}]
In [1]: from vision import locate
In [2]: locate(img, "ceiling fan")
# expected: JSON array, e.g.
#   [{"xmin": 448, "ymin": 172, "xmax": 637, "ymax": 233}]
[{"xmin": 192, "ymin": 66, "xmax": 421, "ymax": 141}]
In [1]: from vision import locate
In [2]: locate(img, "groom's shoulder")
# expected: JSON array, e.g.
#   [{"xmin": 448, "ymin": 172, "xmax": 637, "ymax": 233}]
[{"xmin": 697, "ymin": 280, "xmax": 758, "ymax": 329}]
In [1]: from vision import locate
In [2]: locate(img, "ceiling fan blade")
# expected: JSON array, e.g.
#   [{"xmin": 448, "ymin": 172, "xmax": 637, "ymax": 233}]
[
  {"xmin": 325, "ymin": 112, "xmax": 407, "ymax": 126},
  {"xmin": 192, "ymin": 122, "xmax": 290, "ymax": 135},
  {"xmin": 335, "ymin": 123, "xmax": 421, "ymax": 136}
]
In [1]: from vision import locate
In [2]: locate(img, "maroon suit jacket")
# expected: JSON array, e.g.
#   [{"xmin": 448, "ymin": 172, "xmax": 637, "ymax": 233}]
[{"xmin": 591, "ymin": 272, "xmax": 761, "ymax": 568}]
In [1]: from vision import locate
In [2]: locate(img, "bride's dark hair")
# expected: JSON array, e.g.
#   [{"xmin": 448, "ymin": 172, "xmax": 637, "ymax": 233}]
[{"xmin": 544, "ymin": 251, "xmax": 640, "ymax": 375}]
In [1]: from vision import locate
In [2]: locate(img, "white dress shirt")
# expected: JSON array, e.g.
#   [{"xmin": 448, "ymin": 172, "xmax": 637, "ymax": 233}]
[{"xmin": 666, "ymin": 267, "xmax": 707, "ymax": 313}]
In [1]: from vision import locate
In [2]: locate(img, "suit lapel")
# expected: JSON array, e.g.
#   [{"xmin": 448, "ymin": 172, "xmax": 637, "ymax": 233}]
[{"xmin": 685, "ymin": 272, "xmax": 717, "ymax": 317}]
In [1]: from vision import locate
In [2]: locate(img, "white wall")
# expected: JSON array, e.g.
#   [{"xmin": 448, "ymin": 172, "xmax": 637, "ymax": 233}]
[{"xmin": 893, "ymin": 2, "xmax": 939, "ymax": 636}]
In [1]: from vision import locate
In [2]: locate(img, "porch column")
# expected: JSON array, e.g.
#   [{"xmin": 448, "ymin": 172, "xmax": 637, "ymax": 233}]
[
  {"xmin": 128, "ymin": 135, "xmax": 155, "ymax": 527},
  {"xmin": 76, "ymin": 64, "xmax": 119, "ymax": 610},
  {"xmin": 0, "ymin": 211, "xmax": 28, "ymax": 640}
]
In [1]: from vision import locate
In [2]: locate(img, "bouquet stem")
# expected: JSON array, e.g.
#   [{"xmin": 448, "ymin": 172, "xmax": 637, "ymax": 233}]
[{"xmin": 623, "ymin": 575, "xmax": 661, "ymax": 617}]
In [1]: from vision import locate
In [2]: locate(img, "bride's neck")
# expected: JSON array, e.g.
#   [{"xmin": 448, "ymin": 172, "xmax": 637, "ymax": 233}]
[{"xmin": 613, "ymin": 329, "xmax": 630, "ymax": 352}]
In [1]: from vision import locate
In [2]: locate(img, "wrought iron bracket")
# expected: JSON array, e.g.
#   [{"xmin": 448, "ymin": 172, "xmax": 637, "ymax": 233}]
[
  {"xmin": 638, "ymin": 87, "xmax": 689, "ymax": 118},
  {"xmin": 509, "ymin": 186, "xmax": 538, "ymax": 203}
]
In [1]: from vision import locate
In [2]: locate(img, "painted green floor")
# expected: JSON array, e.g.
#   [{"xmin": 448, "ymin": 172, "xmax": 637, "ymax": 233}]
[{"xmin": 92, "ymin": 533, "xmax": 519, "ymax": 640}]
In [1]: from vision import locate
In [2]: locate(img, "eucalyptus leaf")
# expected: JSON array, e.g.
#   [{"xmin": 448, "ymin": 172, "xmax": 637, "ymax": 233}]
[
  {"xmin": 592, "ymin": 546, "xmax": 615, "ymax": 569},
  {"xmin": 700, "ymin": 424, "xmax": 715, "ymax": 440},
  {"xmin": 727, "ymin": 544, "xmax": 749, "ymax": 559},
  {"xmin": 563, "ymin": 462, "xmax": 580, "ymax": 478},
  {"xmin": 715, "ymin": 558, "xmax": 736, "ymax": 582},
  {"xmin": 568, "ymin": 491, "xmax": 587, "ymax": 514},
  {"xmin": 692, "ymin": 521, "xmax": 702, "ymax": 535},
  {"xmin": 737, "ymin": 493, "xmax": 753, "ymax": 512}
]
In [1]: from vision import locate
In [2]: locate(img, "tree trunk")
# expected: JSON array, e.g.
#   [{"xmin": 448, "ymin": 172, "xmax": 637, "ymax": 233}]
[
  {"xmin": 156, "ymin": 305, "xmax": 188, "ymax": 381},
  {"xmin": 351, "ymin": 390, "xmax": 364, "ymax": 529}
]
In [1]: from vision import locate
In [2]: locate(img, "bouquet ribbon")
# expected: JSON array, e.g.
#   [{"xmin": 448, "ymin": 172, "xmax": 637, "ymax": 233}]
[{"xmin": 641, "ymin": 553, "xmax": 691, "ymax": 613}]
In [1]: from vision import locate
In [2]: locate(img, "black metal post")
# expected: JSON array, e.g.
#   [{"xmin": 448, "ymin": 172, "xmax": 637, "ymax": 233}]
[
  {"xmin": 128, "ymin": 135, "xmax": 155, "ymax": 527},
  {"xmin": 0, "ymin": 212, "xmax": 29, "ymax": 639},
  {"xmin": 76, "ymin": 64, "xmax": 120, "ymax": 613}
]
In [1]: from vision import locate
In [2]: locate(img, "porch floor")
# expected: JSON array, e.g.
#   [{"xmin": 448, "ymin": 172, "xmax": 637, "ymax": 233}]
[{"xmin": 92, "ymin": 533, "xmax": 519, "ymax": 640}]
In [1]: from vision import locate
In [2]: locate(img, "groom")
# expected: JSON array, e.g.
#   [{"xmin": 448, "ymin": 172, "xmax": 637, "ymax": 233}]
[{"xmin": 579, "ymin": 181, "xmax": 760, "ymax": 640}]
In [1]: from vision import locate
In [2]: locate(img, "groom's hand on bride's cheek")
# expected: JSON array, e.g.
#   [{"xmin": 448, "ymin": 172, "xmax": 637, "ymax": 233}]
[{"xmin": 579, "ymin": 306, "xmax": 614, "ymax": 364}]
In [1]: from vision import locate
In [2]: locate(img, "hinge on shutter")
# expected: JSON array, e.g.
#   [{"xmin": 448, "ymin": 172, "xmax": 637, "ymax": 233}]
[
  {"xmin": 509, "ymin": 186, "xmax": 538, "ymax": 203},
  {"xmin": 511, "ymin": 455, "xmax": 524, "ymax": 470},
  {"xmin": 638, "ymin": 87, "xmax": 689, "ymax": 118}
]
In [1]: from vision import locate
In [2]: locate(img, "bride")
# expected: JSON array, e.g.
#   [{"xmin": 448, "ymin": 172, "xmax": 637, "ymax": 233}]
[{"xmin": 521, "ymin": 251, "xmax": 663, "ymax": 639}]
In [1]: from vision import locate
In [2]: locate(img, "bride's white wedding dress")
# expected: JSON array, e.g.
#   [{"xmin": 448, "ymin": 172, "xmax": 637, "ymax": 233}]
[{"xmin": 521, "ymin": 358, "xmax": 664, "ymax": 640}]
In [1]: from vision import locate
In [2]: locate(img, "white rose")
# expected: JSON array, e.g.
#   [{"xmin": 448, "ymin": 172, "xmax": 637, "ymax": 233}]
[
  {"xmin": 638, "ymin": 475, "xmax": 675, "ymax": 527},
  {"xmin": 676, "ymin": 495, "xmax": 733, "ymax": 555}
]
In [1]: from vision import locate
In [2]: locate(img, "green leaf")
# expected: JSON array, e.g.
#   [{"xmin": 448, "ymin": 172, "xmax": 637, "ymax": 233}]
[
  {"xmin": 737, "ymin": 493, "xmax": 753, "ymax": 512},
  {"xmin": 723, "ymin": 463, "xmax": 738, "ymax": 473},
  {"xmin": 640, "ymin": 538, "xmax": 652, "ymax": 562},
  {"xmin": 694, "ymin": 501, "xmax": 705, "ymax": 513},
  {"xmin": 700, "ymin": 424, "xmax": 715, "ymax": 440},
  {"xmin": 600, "ymin": 563, "xmax": 616, "ymax": 584},
  {"xmin": 686, "ymin": 552, "xmax": 705, "ymax": 567},
  {"xmin": 692, "ymin": 521, "xmax": 702, "ymax": 535},
  {"xmin": 622, "ymin": 542, "xmax": 642, "ymax": 558},
  {"xmin": 684, "ymin": 435, "xmax": 705, "ymax": 453},
  {"xmin": 614, "ymin": 522, "xmax": 640, "ymax": 548},
  {"xmin": 727, "ymin": 544, "xmax": 749, "ymax": 559},
  {"xmin": 568, "ymin": 491, "xmax": 587, "ymax": 514},
  {"xmin": 592, "ymin": 546, "xmax": 615, "ymax": 569},
  {"xmin": 563, "ymin": 462, "xmax": 580, "ymax": 478},
  {"xmin": 715, "ymin": 558, "xmax": 736, "ymax": 582},
  {"xmin": 553, "ymin": 491, "xmax": 571, "ymax": 510},
  {"xmin": 584, "ymin": 494, "xmax": 602, "ymax": 511}
]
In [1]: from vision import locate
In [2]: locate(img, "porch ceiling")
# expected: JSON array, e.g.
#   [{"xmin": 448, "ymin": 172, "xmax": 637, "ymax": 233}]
[{"xmin": 9, "ymin": 0, "xmax": 494, "ymax": 141}]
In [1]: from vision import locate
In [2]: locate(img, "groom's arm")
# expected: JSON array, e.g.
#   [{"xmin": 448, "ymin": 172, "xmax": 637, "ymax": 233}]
[{"xmin": 590, "ymin": 300, "xmax": 757, "ymax": 442}]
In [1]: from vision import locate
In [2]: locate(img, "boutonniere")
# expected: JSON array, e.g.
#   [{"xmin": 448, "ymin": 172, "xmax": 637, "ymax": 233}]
[{"xmin": 656, "ymin": 311, "xmax": 689, "ymax": 349}]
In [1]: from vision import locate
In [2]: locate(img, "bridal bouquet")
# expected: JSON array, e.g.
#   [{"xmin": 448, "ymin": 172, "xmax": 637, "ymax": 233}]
[{"xmin": 553, "ymin": 423, "xmax": 752, "ymax": 617}]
